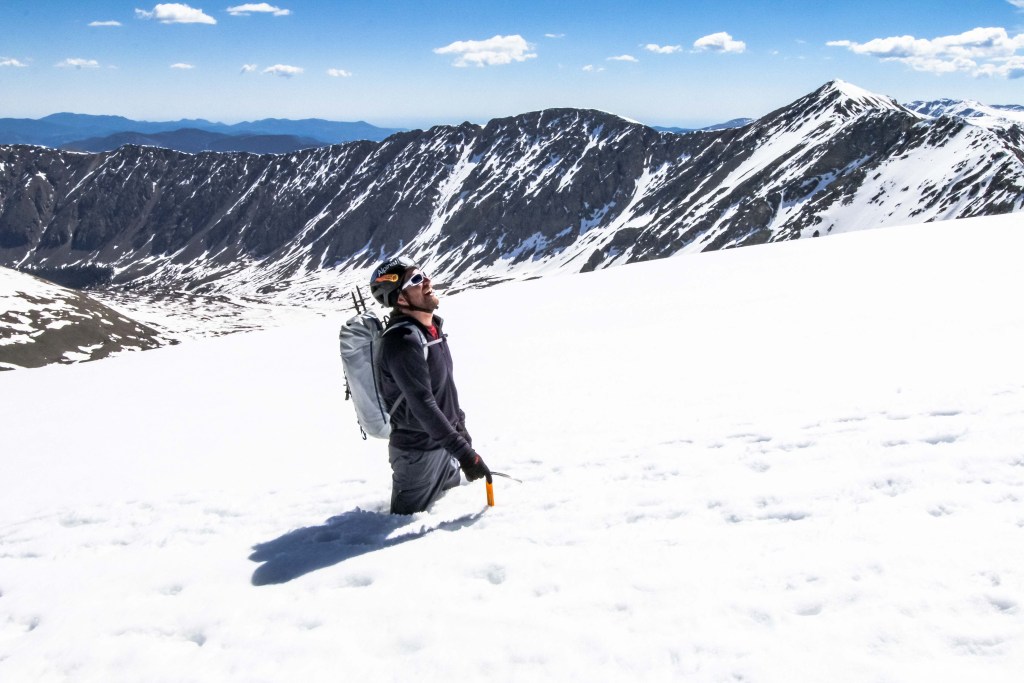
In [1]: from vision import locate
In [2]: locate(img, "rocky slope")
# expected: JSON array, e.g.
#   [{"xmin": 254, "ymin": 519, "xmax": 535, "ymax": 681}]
[
  {"xmin": 0, "ymin": 267, "xmax": 165, "ymax": 370},
  {"xmin": 0, "ymin": 80, "xmax": 1021, "ymax": 306}
]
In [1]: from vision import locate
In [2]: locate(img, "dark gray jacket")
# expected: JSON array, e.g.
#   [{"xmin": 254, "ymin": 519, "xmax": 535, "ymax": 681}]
[{"xmin": 376, "ymin": 314, "xmax": 474, "ymax": 463}]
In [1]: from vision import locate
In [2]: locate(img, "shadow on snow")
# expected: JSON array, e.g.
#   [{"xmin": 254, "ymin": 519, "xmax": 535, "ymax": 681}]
[{"xmin": 249, "ymin": 507, "xmax": 486, "ymax": 585}]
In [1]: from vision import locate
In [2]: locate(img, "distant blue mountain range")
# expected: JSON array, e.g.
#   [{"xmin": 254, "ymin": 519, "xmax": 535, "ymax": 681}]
[
  {"xmin": 0, "ymin": 111, "xmax": 763, "ymax": 154},
  {"xmin": 653, "ymin": 118, "xmax": 754, "ymax": 134},
  {"xmin": 0, "ymin": 113, "xmax": 405, "ymax": 150}
]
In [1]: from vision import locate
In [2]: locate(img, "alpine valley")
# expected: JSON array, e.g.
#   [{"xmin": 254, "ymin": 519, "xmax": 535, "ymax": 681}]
[{"xmin": 1, "ymin": 80, "xmax": 1022, "ymax": 357}]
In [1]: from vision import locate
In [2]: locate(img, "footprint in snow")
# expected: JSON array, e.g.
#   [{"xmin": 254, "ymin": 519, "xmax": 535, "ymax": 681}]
[
  {"xmin": 759, "ymin": 510, "xmax": 810, "ymax": 522},
  {"xmin": 922, "ymin": 433, "xmax": 962, "ymax": 445},
  {"xmin": 928, "ymin": 505, "xmax": 955, "ymax": 517},
  {"xmin": 730, "ymin": 433, "xmax": 772, "ymax": 443},
  {"xmin": 794, "ymin": 602, "xmax": 823, "ymax": 616},
  {"xmin": 477, "ymin": 565, "xmax": 507, "ymax": 585},
  {"xmin": 986, "ymin": 595, "xmax": 1018, "ymax": 614},
  {"xmin": 872, "ymin": 478, "xmax": 911, "ymax": 497},
  {"xmin": 342, "ymin": 574, "xmax": 374, "ymax": 588},
  {"xmin": 58, "ymin": 513, "xmax": 105, "ymax": 527}
]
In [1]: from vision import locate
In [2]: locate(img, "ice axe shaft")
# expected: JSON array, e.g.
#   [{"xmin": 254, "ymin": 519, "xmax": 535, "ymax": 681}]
[{"xmin": 485, "ymin": 473, "xmax": 495, "ymax": 507}]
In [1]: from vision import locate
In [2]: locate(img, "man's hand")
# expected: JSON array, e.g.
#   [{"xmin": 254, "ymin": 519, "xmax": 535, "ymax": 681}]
[{"xmin": 460, "ymin": 453, "xmax": 490, "ymax": 482}]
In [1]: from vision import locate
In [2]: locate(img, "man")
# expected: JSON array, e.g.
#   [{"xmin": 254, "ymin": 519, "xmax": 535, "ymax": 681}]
[{"xmin": 369, "ymin": 257, "xmax": 490, "ymax": 514}]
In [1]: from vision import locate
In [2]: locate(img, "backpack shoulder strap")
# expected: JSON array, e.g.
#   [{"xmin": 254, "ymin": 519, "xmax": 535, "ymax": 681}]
[{"xmin": 383, "ymin": 320, "xmax": 442, "ymax": 360}]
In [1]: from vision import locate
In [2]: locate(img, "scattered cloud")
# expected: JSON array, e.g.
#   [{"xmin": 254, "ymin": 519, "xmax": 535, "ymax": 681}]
[
  {"xmin": 226, "ymin": 3, "xmax": 291, "ymax": 16},
  {"xmin": 434, "ymin": 34, "xmax": 536, "ymax": 67},
  {"xmin": 582, "ymin": 64, "xmax": 605, "ymax": 73},
  {"xmin": 607, "ymin": 54, "xmax": 639, "ymax": 62},
  {"xmin": 56, "ymin": 58, "xmax": 100, "ymax": 69},
  {"xmin": 241, "ymin": 63, "xmax": 258, "ymax": 73},
  {"xmin": 327, "ymin": 68, "xmax": 352, "ymax": 77},
  {"xmin": 1, "ymin": 58, "xmax": 28, "ymax": 68},
  {"xmin": 545, "ymin": 33, "xmax": 565, "ymax": 39},
  {"xmin": 135, "ymin": 4, "xmax": 217, "ymax": 24},
  {"xmin": 170, "ymin": 62, "xmax": 194, "ymax": 69},
  {"xmin": 1009, "ymin": 0, "xmax": 1024, "ymax": 8},
  {"xmin": 644, "ymin": 44, "xmax": 681, "ymax": 54},
  {"xmin": 693, "ymin": 32, "xmax": 746, "ymax": 54},
  {"xmin": 263, "ymin": 64, "xmax": 303, "ymax": 77},
  {"xmin": 827, "ymin": 27, "xmax": 1024, "ymax": 78},
  {"xmin": 89, "ymin": 20, "xmax": 123, "ymax": 27}
]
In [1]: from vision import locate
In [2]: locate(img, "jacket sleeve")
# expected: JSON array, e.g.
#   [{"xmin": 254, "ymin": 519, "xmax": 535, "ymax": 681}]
[{"xmin": 386, "ymin": 329, "xmax": 474, "ymax": 462}]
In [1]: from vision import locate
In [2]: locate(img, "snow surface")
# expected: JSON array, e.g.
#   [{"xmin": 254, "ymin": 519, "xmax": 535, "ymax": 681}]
[{"xmin": 2, "ymin": 214, "xmax": 1023, "ymax": 681}]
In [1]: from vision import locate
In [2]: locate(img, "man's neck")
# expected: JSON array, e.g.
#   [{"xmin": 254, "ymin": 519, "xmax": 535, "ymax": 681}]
[{"xmin": 400, "ymin": 308, "xmax": 434, "ymax": 327}]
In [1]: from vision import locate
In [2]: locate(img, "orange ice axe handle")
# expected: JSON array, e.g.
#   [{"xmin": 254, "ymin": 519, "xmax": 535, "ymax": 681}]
[{"xmin": 485, "ymin": 473, "xmax": 494, "ymax": 507}]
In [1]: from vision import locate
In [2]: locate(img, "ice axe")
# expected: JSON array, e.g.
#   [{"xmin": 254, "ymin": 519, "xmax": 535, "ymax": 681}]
[{"xmin": 484, "ymin": 471, "xmax": 521, "ymax": 507}]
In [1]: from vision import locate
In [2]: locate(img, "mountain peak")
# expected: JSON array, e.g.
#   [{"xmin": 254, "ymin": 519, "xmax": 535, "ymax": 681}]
[{"xmin": 817, "ymin": 80, "xmax": 905, "ymax": 112}]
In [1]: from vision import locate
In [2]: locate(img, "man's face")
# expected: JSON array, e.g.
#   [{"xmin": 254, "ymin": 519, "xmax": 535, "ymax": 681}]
[{"xmin": 399, "ymin": 269, "xmax": 439, "ymax": 311}]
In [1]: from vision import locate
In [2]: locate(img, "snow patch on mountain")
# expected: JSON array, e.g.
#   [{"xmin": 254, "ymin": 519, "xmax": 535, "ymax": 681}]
[{"xmin": 906, "ymin": 99, "xmax": 1024, "ymax": 129}]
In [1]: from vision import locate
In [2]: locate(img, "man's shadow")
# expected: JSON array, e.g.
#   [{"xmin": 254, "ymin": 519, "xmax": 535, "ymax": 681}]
[{"xmin": 249, "ymin": 507, "xmax": 486, "ymax": 585}]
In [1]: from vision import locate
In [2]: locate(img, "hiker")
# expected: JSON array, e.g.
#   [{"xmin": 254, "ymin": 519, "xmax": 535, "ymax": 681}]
[{"xmin": 369, "ymin": 258, "xmax": 490, "ymax": 514}]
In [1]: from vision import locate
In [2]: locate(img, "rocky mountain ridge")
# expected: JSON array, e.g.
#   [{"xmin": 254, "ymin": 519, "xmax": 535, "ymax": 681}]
[{"xmin": 0, "ymin": 80, "xmax": 1021, "ymax": 309}]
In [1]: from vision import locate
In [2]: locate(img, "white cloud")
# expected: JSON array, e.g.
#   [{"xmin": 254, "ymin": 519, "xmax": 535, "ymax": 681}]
[
  {"xmin": 226, "ymin": 3, "xmax": 290, "ymax": 16},
  {"xmin": 644, "ymin": 44, "xmax": 681, "ymax": 54},
  {"xmin": 1, "ymin": 58, "xmax": 28, "ymax": 68},
  {"xmin": 56, "ymin": 58, "xmax": 100, "ymax": 69},
  {"xmin": 827, "ymin": 27, "xmax": 1024, "ymax": 78},
  {"xmin": 327, "ymin": 68, "xmax": 352, "ymax": 77},
  {"xmin": 241, "ymin": 63, "xmax": 258, "ymax": 73},
  {"xmin": 1009, "ymin": 0, "xmax": 1024, "ymax": 8},
  {"xmin": 434, "ymin": 34, "xmax": 536, "ymax": 67},
  {"xmin": 89, "ymin": 20, "xmax": 123, "ymax": 27},
  {"xmin": 582, "ymin": 64, "xmax": 605, "ymax": 73},
  {"xmin": 263, "ymin": 64, "xmax": 303, "ymax": 77},
  {"xmin": 135, "ymin": 4, "xmax": 217, "ymax": 24},
  {"xmin": 693, "ymin": 32, "xmax": 746, "ymax": 54},
  {"xmin": 170, "ymin": 62, "xmax": 194, "ymax": 69},
  {"xmin": 607, "ymin": 54, "xmax": 639, "ymax": 62},
  {"xmin": 545, "ymin": 33, "xmax": 565, "ymax": 39}
]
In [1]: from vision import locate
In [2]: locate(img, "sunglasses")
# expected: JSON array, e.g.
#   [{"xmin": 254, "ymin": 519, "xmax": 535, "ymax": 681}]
[{"xmin": 402, "ymin": 272, "xmax": 428, "ymax": 289}]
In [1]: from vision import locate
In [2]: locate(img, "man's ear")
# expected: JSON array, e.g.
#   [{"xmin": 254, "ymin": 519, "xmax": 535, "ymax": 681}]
[{"xmin": 395, "ymin": 291, "xmax": 408, "ymax": 307}]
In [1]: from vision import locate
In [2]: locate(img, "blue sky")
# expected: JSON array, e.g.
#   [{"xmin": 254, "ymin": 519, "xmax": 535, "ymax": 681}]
[{"xmin": 1, "ymin": 1, "xmax": 1022, "ymax": 128}]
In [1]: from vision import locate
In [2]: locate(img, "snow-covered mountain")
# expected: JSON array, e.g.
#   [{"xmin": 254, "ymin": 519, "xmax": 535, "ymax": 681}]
[
  {"xmin": 0, "ymin": 266, "xmax": 165, "ymax": 369},
  {"xmin": 1, "ymin": 214, "xmax": 1022, "ymax": 681},
  {"xmin": 0, "ymin": 80, "xmax": 1021, "ymax": 312},
  {"xmin": 906, "ymin": 98, "xmax": 1024, "ymax": 129}
]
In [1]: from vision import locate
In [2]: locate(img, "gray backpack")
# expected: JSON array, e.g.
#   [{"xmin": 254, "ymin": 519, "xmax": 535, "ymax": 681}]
[{"xmin": 338, "ymin": 311, "xmax": 439, "ymax": 439}]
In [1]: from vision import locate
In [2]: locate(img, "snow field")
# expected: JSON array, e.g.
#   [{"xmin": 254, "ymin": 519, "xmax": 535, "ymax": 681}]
[{"xmin": 1, "ymin": 214, "xmax": 1023, "ymax": 681}]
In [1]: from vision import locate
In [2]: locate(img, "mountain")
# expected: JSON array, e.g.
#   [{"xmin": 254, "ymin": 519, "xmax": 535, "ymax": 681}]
[
  {"xmin": 0, "ymin": 113, "xmax": 404, "ymax": 147},
  {"xmin": 0, "ymin": 80, "xmax": 1021, "ymax": 309},
  {"xmin": 62, "ymin": 128, "xmax": 327, "ymax": 154},
  {"xmin": 654, "ymin": 117, "xmax": 754, "ymax": 134},
  {"xmin": 0, "ymin": 266, "xmax": 165, "ymax": 369},
  {"xmin": 905, "ymin": 99, "xmax": 1024, "ymax": 129}
]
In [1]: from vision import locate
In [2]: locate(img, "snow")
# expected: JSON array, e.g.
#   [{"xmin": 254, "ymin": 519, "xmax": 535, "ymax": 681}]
[
  {"xmin": 2, "ymin": 214, "xmax": 1024, "ymax": 681},
  {"xmin": 908, "ymin": 99, "xmax": 1024, "ymax": 130}
]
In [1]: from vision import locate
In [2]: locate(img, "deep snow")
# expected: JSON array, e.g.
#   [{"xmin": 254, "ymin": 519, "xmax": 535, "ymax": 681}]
[{"xmin": 1, "ymin": 214, "xmax": 1023, "ymax": 682}]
